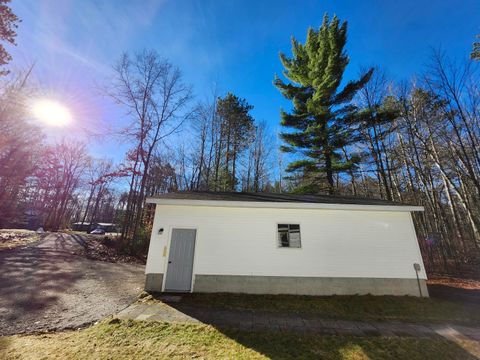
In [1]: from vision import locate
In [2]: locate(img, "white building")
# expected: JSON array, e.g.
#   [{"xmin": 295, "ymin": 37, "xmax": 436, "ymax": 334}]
[{"xmin": 145, "ymin": 192, "xmax": 428, "ymax": 297}]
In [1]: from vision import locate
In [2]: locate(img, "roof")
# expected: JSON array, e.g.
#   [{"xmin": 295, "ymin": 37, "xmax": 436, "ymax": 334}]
[{"xmin": 147, "ymin": 191, "xmax": 423, "ymax": 212}]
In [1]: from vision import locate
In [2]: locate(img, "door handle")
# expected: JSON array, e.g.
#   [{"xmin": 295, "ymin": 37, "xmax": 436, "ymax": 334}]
[{"xmin": 168, "ymin": 261, "xmax": 172, "ymax": 264}]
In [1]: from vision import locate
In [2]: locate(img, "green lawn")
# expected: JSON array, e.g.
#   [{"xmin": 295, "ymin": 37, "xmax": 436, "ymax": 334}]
[
  {"xmin": 1, "ymin": 319, "xmax": 478, "ymax": 360},
  {"xmin": 150, "ymin": 292, "xmax": 480, "ymax": 325}
]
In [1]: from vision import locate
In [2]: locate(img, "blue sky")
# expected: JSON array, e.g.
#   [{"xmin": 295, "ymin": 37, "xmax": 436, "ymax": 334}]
[{"xmin": 9, "ymin": 0, "xmax": 480, "ymax": 161}]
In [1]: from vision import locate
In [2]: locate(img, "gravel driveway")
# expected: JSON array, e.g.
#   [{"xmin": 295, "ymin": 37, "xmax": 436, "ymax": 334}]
[{"xmin": 0, "ymin": 233, "xmax": 145, "ymax": 335}]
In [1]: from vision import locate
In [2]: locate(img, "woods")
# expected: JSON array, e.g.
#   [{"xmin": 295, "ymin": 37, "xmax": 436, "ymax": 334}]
[
  {"xmin": 175, "ymin": 92, "xmax": 261, "ymax": 192},
  {"xmin": 272, "ymin": 16, "xmax": 480, "ymax": 276},
  {"xmin": 0, "ymin": 7, "xmax": 479, "ymax": 278}
]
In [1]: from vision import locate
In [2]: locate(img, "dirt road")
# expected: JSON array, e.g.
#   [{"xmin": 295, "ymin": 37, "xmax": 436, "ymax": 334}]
[{"xmin": 0, "ymin": 233, "xmax": 145, "ymax": 335}]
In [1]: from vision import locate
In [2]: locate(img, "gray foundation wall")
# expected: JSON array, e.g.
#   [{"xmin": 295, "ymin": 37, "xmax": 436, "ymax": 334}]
[
  {"xmin": 145, "ymin": 273, "xmax": 429, "ymax": 297},
  {"xmin": 145, "ymin": 273, "xmax": 164, "ymax": 292},
  {"xmin": 193, "ymin": 275, "xmax": 429, "ymax": 297}
]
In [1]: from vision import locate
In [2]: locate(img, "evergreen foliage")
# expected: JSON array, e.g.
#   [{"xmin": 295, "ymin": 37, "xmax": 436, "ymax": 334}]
[
  {"xmin": 275, "ymin": 13, "xmax": 372, "ymax": 194},
  {"xmin": 215, "ymin": 93, "xmax": 255, "ymax": 190},
  {"xmin": 472, "ymin": 34, "xmax": 480, "ymax": 60}
]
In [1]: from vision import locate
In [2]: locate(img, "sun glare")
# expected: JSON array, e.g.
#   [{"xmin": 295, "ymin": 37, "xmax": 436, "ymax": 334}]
[{"xmin": 32, "ymin": 99, "xmax": 73, "ymax": 127}]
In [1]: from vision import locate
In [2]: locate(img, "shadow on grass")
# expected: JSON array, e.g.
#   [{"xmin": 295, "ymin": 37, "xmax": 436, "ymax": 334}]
[
  {"xmin": 3, "ymin": 319, "xmax": 476, "ymax": 360},
  {"xmin": 140, "ymin": 292, "xmax": 480, "ymax": 358},
  {"xmin": 154, "ymin": 291, "xmax": 480, "ymax": 325},
  {"xmin": 215, "ymin": 328, "xmax": 480, "ymax": 360}
]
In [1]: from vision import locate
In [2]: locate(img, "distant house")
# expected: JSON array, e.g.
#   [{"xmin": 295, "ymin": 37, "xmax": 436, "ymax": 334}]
[
  {"xmin": 144, "ymin": 192, "xmax": 428, "ymax": 297},
  {"xmin": 92, "ymin": 223, "xmax": 118, "ymax": 233},
  {"xmin": 72, "ymin": 222, "xmax": 118, "ymax": 233},
  {"xmin": 72, "ymin": 222, "xmax": 91, "ymax": 232}
]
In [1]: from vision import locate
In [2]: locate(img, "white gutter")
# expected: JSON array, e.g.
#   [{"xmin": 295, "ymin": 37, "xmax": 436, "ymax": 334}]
[{"xmin": 146, "ymin": 198, "xmax": 424, "ymax": 212}]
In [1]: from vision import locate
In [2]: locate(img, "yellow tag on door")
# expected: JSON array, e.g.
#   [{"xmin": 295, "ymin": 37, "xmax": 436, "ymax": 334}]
[{"xmin": 163, "ymin": 246, "xmax": 167, "ymax": 257}]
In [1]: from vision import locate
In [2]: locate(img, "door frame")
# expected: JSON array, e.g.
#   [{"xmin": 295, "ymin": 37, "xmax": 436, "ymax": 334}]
[{"xmin": 162, "ymin": 226, "xmax": 198, "ymax": 292}]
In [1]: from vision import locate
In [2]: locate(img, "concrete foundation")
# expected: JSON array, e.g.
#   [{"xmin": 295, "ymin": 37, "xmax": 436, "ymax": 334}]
[
  {"xmin": 192, "ymin": 275, "xmax": 429, "ymax": 297},
  {"xmin": 145, "ymin": 273, "xmax": 429, "ymax": 297},
  {"xmin": 145, "ymin": 273, "xmax": 164, "ymax": 292}
]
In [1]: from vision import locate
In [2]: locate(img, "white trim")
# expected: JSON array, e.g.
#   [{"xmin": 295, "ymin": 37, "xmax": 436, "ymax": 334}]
[
  {"xmin": 407, "ymin": 213, "xmax": 428, "ymax": 280},
  {"xmin": 146, "ymin": 198, "xmax": 424, "ymax": 212},
  {"xmin": 160, "ymin": 226, "xmax": 173, "ymax": 291}
]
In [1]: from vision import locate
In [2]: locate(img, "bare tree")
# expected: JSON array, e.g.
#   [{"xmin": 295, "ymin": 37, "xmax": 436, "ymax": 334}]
[
  {"xmin": 80, "ymin": 159, "xmax": 114, "ymax": 225},
  {"xmin": 30, "ymin": 140, "xmax": 89, "ymax": 231},
  {"xmin": 242, "ymin": 121, "xmax": 273, "ymax": 192},
  {"xmin": 356, "ymin": 67, "xmax": 398, "ymax": 200},
  {"xmin": 109, "ymin": 50, "xmax": 192, "ymax": 250},
  {"xmin": 0, "ymin": 69, "xmax": 40, "ymax": 227}
]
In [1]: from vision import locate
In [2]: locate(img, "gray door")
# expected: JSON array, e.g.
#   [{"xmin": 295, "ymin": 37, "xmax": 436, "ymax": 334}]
[{"xmin": 164, "ymin": 229, "xmax": 197, "ymax": 292}]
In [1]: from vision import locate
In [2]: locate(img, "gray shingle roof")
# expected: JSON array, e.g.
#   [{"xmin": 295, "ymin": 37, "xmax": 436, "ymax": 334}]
[{"xmin": 148, "ymin": 191, "xmax": 411, "ymax": 206}]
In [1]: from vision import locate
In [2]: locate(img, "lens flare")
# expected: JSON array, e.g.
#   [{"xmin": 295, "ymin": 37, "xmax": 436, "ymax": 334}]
[{"xmin": 32, "ymin": 99, "xmax": 73, "ymax": 127}]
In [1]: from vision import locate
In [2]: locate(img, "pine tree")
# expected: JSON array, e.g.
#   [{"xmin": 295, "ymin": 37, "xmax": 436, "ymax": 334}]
[
  {"xmin": 275, "ymin": 14, "xmax": 372, "ymax": 194},
  {"xmin": 215, "ymin": 93, "xmax": 255, "ymax": 190},
  {"xmin": 472, "ymin": 34, "xmax": 480, "ymax": 60}
]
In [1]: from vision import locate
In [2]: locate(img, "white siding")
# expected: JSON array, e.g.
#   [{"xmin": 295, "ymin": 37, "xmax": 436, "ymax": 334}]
[{"xmin": 145, "ymin": 205, "xmax": 427, "ymax": 281}]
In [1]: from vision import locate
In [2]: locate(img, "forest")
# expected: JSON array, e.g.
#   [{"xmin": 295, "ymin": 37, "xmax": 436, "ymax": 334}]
[{"xmin": 1, "ymin": 11, "xmax": 479, "ymax": 278}]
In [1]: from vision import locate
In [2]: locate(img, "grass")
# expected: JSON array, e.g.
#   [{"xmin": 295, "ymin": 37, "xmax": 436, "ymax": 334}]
[
  {"xmin": 1, "ymin": 319, "xmax": 478, "ymax": 360},
  {"xmin": 149, "ymin": 292, "xmax": 480, "ymax": 325},
  {"xmin": 0, "ymin": 229, "xmax": 44, "ymax": 250}
]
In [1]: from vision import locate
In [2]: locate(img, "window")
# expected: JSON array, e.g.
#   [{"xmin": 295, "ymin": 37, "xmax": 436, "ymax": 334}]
[{"xmin": 277, "ymin": 224, "xmax": 301, "ymax": 248}]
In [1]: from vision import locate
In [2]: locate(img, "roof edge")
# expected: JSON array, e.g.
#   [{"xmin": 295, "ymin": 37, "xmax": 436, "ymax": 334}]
[{"xmin": 146, "ymin": 198, "xmax": 424, "ymax": 212}]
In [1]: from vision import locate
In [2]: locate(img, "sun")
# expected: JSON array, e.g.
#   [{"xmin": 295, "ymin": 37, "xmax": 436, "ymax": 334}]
[{"xmin": 31, "ymin": 99, "xmax": 73, "ymax": 127}]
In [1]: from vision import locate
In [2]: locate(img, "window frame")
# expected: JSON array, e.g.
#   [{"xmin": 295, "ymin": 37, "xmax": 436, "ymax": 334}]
[{"xmin": 275, "ymin": 222, "xmax": 302, "ymax": 249}]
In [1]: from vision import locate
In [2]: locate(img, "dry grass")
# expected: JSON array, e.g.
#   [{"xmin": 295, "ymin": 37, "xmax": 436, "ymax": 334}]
[
  {"xmin": 0, "ymin": 229, "xmax": 43, "ymax": 250},
  {"xmin": 0, "ymin": 319, "xmax": 478, "ymax": 360}
]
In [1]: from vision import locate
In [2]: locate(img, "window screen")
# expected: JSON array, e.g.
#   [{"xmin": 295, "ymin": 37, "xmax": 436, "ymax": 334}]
[{"xmin": 277, "ymin": 224, "xmax": 301, "ymax": 248}]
